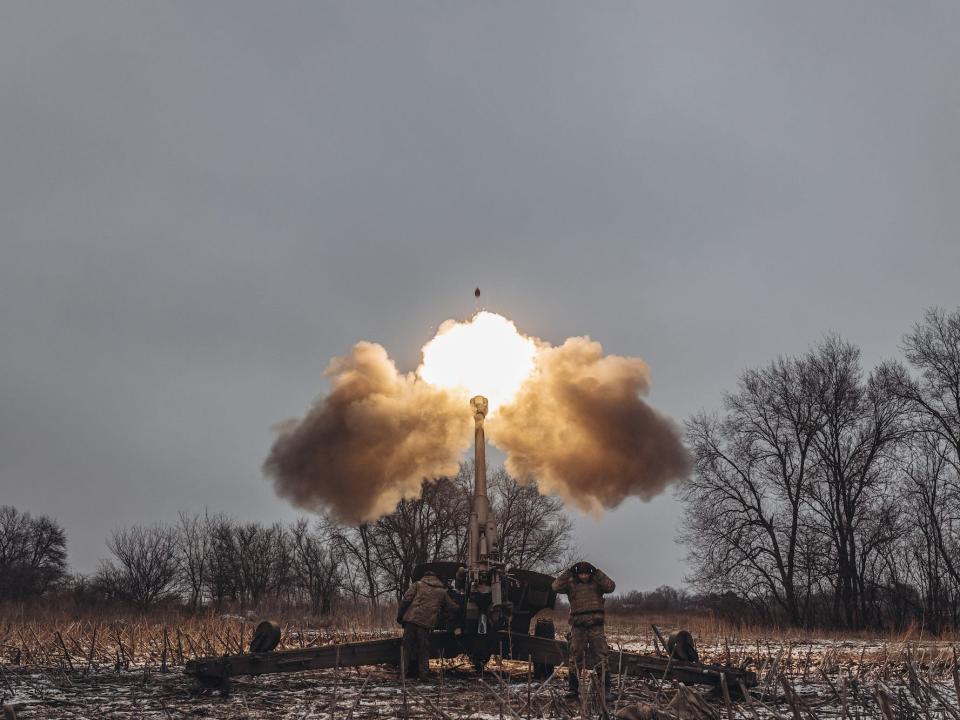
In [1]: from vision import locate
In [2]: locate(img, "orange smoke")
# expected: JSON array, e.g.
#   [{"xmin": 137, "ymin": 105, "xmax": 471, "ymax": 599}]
[
  {"xmin": 265, "ymin": 313, "xmax": 690, "ymax": 522},
  {"xmin": 263, "ymin": 342, "xmax": 472, "ymax": 523},
  {"xmin": 489, "ymin": 337, "xmax": 692, "ymax": 513}
]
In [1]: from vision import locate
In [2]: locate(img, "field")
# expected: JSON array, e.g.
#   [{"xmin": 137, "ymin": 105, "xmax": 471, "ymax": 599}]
[{"xmin": 4, "ymin": 610, "xmax": 960, "ymax": 718}]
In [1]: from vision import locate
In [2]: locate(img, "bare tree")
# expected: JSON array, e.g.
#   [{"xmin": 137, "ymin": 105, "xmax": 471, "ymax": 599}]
[
  {"xmin": 899, "ymin": 434, "xmax": 956, "ymax": 631},
  {"xmin": 877, "ymin": 308, "xmax": 960, "ymax": 626},
  {"xmin": 884, "ymin": 307, "xmax": 960, "ymax": 474},
  {"xmin": 290, "ymin": 518, "xmax": 342, "ymax": 614},
  {"xmin": 99, "ymin": 524, "xmax": 179, "ymax": 610},
  {"xmin": 331, "ymin": 521, "xmax": 383, "ymax": 608},
  {"xmin": 679, "ymin": 354, "xmax": 822, "ymax": 625},
  {"xmin": 805, "ymin": 336, "xmax": 906, "ymax": 628},
  {"xmin": 491, "ymin": 469, "xmax": 571, "ymax": 572},
  {"xmin": 680, "ymin": 337, "xmax": 912, "ymax": 630},
  {"xmin": 368, "ymin": 476, "xmax": 468, "ymax": 600},
  {"xmin": 233, "ymin": 522, "xmax": 289, "ymax": 607},
  {"xmin": 446, "ymin": 463, "xmax": 475, "ymax": 564},
  {"xmin": 0, "ymin": 506, "xmax": 67, "ymax": 599},
  {"xmin": 205, "ymin": 516, "xmax": 241, "ymax": 607},
  {"xmin": 175, "ymin": 511, "xmax": 214, "ymax": 610}
]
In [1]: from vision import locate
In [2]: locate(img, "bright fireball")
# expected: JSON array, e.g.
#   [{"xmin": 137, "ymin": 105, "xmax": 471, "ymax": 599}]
[{"xmin": 417, "ymin": 311, "xmax": 537, "ymax": 413}]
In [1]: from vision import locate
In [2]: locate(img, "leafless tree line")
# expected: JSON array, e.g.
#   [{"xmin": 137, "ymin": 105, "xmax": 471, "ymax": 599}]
[
  {"xmin": 679, "ymin": 307, "xmax": 960, "ymax": 631},
  {"xmin": 6, "ymin": 465, "xmax": 571, "ymax": 614}
]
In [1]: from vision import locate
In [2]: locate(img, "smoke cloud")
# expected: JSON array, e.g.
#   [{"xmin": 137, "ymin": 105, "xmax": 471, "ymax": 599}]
[
  {"xmin": 263, "ymin": 341, "xmax": 473, "ymax": 523},
  {"xmin": 265, "ymin": 314, "xmax": 690, "ymax": 521},
  {"xmin": 488, "ymin": 337, "xmax": 691, "ymax": 513}
]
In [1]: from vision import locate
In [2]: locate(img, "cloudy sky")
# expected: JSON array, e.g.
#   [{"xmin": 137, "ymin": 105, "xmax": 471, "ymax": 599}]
[{"xmin": 2, "ymin": 2, "xmax": 958, "ymax": 591}]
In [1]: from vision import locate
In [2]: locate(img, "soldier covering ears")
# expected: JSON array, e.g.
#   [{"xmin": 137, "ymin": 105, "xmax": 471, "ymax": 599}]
[{"xmin": 552, "ymin": 561, "xmax": 616, "ymax": 699}]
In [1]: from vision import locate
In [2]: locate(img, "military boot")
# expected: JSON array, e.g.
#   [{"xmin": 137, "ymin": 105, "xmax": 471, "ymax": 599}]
[{"xmin": 564, "ymin": 670, "xmax": 579, "ymax": 699}]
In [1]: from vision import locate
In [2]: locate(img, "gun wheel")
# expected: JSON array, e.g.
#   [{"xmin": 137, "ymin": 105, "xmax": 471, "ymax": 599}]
[
  {"xmin": 533, "ymin": 617, "xmax": 557, "ymax": 679},
  {"xmin": 250, "ymin": 620, "xmax": 282, "ymax": 653},
  {"xmin": 471, "ymin": 652, "xmax": 490, "ymax": 674}
]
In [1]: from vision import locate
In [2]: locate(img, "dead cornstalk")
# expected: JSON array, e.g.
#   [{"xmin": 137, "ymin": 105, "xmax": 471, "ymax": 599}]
[{"xmin": 54, "ymin": 631, "xmax": 73, "ymax": 671}]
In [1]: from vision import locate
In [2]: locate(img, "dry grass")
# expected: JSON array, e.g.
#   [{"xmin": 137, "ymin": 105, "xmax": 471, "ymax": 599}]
[
  {"xmin": 0, "ymin": 604, "xmax": 397, "ymax": 670},
  {"xmin": 4, "ymin": 607, "xmax": 960, "ymax": 718}
]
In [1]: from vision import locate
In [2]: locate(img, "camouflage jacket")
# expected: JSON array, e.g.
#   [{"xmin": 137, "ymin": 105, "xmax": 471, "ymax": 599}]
[
  {"xmin": 399, "ymin": 575, "xmax": 459, "ymax": 629},
  {"xmin": 552, "ymin": 569, "xmax": 616, "ymax": 627}
]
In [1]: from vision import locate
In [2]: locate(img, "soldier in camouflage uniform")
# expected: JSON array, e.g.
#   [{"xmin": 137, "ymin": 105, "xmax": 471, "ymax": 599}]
[
  {"xmin": 552, "ymin": 561, "xmax": 616, "ymax": 699},
  {"xmin": 397, "ymin": 571, "xmax": 459, "ymax": 680}
]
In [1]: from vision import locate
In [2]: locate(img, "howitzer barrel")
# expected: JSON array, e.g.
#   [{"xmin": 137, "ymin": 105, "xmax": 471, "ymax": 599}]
[
  {"xmin": 473, "ymin": 396, "xmax": 487, "ymax": 502},
  {"xmin": 468, "ymin": 395, "xmax": 497, "ymax": 565}
]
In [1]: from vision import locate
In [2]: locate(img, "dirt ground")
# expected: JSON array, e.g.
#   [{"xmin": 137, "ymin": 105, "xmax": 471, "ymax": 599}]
[{"xmin": 5, "ymin": 660, "xmax": 606, "ymax": 719}]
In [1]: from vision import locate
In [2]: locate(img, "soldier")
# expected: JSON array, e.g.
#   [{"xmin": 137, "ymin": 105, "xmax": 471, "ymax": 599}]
[
  {"xmin": 552, "ymin": 561, "xmax": 616, "ymax": 699},
  {"xmin": 397, "ymin": 570, "xmax": 459, "ymax": 680}
]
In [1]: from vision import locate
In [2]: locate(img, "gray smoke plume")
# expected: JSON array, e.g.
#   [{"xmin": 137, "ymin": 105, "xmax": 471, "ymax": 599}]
[
  {"xmin": 488, "ymin": 337, "xmax": 691, "ymax": 513},
  {"xmin": 263, "ymin": 341, "xmax": 473, "ymax": 522}
]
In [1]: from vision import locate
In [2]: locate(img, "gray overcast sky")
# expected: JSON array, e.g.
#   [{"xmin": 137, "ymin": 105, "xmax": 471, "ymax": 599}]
[{"xmin": 1, "ymin": 2, "xmax": 958, "ymax": 591}]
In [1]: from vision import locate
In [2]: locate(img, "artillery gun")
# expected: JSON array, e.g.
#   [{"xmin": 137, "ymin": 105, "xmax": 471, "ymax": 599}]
[{"xmin": 185, "ymin": 395, "xmax": 756, "ymax": 691}]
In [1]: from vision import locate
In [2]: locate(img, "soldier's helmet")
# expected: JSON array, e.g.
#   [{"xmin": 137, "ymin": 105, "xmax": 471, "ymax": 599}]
[{"xmin": 572, "ymin": 561, "xmax": 596, "ymax": 576}]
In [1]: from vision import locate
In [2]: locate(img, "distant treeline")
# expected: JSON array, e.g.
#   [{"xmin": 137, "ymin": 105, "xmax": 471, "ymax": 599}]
[
  {"xmin": 679, "ymin": 306, "xmax": 960, "ymax": 633},
  {"xmin": 603, "ymin": 586, "xmax": 756, "ymax": 622},
  {"xmin": 1, "ymin": 467, "xmax": 572, "ymax": 614}
]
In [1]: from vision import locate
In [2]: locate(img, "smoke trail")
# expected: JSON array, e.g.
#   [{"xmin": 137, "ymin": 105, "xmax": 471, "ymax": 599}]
[
  {"xmin": 263, "ymin": 341, "xmax": 473, "ymax": 523},
  {"xmin": 488, "ymin": 337, "xmax": 691, "ymax": 513}
]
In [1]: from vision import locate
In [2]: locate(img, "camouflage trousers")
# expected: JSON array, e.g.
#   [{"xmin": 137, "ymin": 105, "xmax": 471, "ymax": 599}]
[
  {"xmin": 567, "ymin": 624, "xmax": 609, "ymax": 674},
  {"xmin": 401, "ymin": 623, "xmax": 431, "ymax": 678}
]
